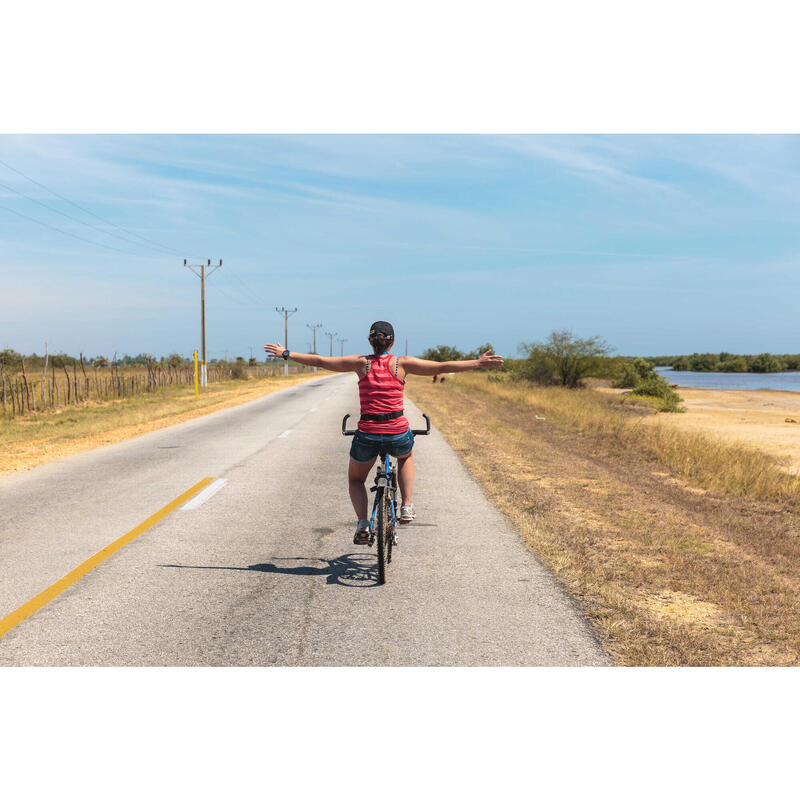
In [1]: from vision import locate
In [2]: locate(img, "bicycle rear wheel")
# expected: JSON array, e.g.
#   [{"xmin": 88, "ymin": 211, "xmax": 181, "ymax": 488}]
[
  {"xmin": 387, "ymin": 486, "xmax": 397, "ymax": 564},
  {"xmin": 376, "ymin": 487, "xmax": 388, "ymax": 585}
]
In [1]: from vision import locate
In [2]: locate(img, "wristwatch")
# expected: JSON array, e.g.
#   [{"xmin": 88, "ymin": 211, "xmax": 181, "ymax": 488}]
[{"xmin": 282, "ymin": 349, "xmax": 290, "ymax": 360}]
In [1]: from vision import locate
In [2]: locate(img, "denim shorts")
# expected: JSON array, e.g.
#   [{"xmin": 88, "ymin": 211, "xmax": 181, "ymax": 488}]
[{"xmin": 349, "ymin": 429, "xmax": 414, "ymax": 463}]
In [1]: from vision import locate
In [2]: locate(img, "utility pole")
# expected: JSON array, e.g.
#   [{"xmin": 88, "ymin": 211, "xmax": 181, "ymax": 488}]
[
  {"xmin": 276, "ymin": 306, "xmax": 298, "ymax": 376},
  {"xmin": 325, "ymin": 330, "xmax": 337, "ymax": 357},
  {"xmin": 338, "ymin": 337, "xmax": 348, "ymax": 356},
  {"xmin": 185, "ymin": 259, "xmax": 222, "ymax": 387},
  {"xmin": 307, "ymin": 322, "xmax": 323, "ymax": 373}
]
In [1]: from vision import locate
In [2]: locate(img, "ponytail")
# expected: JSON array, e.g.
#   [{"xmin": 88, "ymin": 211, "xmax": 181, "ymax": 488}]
[{"xmin": 369, "ymin": 332, "xmax": 393, "ymax": 355}]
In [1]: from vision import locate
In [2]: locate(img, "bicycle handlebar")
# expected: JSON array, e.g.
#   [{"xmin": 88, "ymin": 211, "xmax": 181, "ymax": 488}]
[{"xmin": 341, "ymin": 413, "xmax": 430, "ymax": 436}]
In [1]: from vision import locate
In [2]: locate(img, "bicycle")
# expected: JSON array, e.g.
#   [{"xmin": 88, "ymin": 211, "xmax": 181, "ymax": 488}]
[{"xmin": 342, "ymin": 413, "xmax": 431, "ymax": 585}]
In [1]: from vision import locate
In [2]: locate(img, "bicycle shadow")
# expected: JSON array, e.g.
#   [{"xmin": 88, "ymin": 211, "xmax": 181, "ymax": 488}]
[{"xmin": 159, "ymin": 553, "xmax": 379, "ymax": 587}]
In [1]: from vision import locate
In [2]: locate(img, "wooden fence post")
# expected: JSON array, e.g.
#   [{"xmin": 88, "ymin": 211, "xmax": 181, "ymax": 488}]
[
  {"xmin": 42, "ymin": 343, "xmax": 49, "ymax": 410},
  {"xmin": 21, "ymin": 358, "xmax": 31, "ymax": 412},
  {"xmin": 62, "ymin": 362, "xmax": 71, "ymax": 405}
]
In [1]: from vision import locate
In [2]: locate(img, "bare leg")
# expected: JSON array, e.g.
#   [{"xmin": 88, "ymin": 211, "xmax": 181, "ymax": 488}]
[
  {"xmin": 397, "ymin": 452, "xmax": 414, "ymax": 506},
  {"xmin": 348, "ymin": 457, "xmax": 376, "ymax": 519}
]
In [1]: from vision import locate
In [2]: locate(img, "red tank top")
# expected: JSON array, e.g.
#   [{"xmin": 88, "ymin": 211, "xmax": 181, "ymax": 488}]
[{"xmin": 358, "ymin": 354, "xmax": 408, "ymax": 434}]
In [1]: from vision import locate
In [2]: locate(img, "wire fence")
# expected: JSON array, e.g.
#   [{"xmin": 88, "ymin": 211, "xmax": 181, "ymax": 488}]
[{"xmin": 0, "ymin": 357, "xmax": 310, "ymax": 419}]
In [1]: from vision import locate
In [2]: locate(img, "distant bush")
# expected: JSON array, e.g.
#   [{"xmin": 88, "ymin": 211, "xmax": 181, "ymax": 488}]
[
  {"xmin": 718, "ymin": 357, "xmax": 748, "ymax": 373},
  {"xmin": 666, "ymin": 351, "xmax": 799, "ymax": 373},
  {"xmin": 586, "ymin": 355, "xmax": 627, "ymax": 380},
  {"xmin": 689, "ymin": 352, "xmax": 720, "ymax": 372},
  {"xmin": 518, "ymin": 330, "xmax": 612, "ymax": 388},
  {"xmin": 613, "ymin": 357, "xmax": 655, "ymax": 388},
  {"xmin": 671, "ymin": 356, "xmax": 691, "ymax": 371},
  {"xmin": 230, "ymin": 363, "xmax": 248, "ymax": 380},
  {"xmin": 420, "ymin": 345, "xmax": 465, "ymax": 362},
  {"xmin": 630, "ymin": 373, "xmax": 684, "ymax": 412},
  {"xmin": 0, "ymin": 349, "xmax": 22, "ymax": 369},
  {"xmin": 465, "ymin": 343, "xmax": 495, "ymax": 360},
  {"xmin": 750, "ymin": 353, "xmax": 782, "ymax": 373},
  {"xmin": 784, "ymin": 355, "xmax": 800, "ymax": 370}
]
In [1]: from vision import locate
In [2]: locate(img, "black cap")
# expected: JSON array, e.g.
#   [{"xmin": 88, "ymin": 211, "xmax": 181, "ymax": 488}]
[{"xmin": 369, "ymin": 321, "xmax": 394, "ymax": 339}]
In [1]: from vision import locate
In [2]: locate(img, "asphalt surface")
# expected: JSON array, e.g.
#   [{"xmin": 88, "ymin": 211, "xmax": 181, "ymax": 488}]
[{"xmin": 0, "ymin": 374, "xmax": 608, "ymax": 666}]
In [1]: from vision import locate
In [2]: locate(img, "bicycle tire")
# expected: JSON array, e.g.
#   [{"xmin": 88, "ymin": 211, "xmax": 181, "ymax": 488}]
[
  {"xmin": 387, "ymin": 487, "xmax": 397, "ymax": 564},
  {"xmin": 376, "ymin": 486, "xmax": 388, "ymax": 585}
]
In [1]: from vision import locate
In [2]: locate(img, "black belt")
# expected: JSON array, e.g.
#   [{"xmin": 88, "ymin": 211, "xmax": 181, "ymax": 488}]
[{"xmin": 360, "ymin": 410, "xmax": 404, "ymax": 422}]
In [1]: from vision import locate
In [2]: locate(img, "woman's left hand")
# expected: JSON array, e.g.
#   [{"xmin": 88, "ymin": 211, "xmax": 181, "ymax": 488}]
[{"xmin": 478, "ymin": 349, "xmax": 504, "ymax": 369}]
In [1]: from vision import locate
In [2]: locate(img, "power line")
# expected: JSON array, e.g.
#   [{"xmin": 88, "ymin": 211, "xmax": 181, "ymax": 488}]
[
  {"xmin": 0, "ymin": 157, "xmax": 188, "ymax": 257},
  {"xmin": 223, "ymin": 261, "xmax": 269, "ymax": 306},
  {"xmin": 0, "ymin": 178, "xmax": 169, "ymax": 257},
  {"xmin": 0, "ymin": 201, "xmax": 168, "ymax": 258}
]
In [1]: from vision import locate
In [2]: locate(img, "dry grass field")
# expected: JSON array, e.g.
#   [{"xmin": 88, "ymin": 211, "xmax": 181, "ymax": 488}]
[
  {"xmin": 407, "ymin": 373, "xmax": 800, "ymax": 666},
  {"xmin": 0, "ymin": 371, "xmax": 327, "ymax": 475},
  {"xmin": 632, "ymin": 386, "xmax": 800, "ymax": 476}
]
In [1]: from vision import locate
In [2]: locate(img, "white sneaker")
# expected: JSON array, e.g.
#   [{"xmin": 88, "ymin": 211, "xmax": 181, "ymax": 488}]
[
  {"xmin": 400, "ymin": 504, "xmax": 416, "ymax": 524},
  {"xmin": 353, "ymin": 520, "xmax": 370, "ymax": 544}
]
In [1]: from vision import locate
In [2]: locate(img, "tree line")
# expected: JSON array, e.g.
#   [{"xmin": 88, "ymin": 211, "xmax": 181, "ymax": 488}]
[
  {"xmin": 649, "ymin": 352, "xmax": 799, "ymax": 373},
  {"xmin": 0, "ymin": 349, "xmax": 262, "ymax": 373}
]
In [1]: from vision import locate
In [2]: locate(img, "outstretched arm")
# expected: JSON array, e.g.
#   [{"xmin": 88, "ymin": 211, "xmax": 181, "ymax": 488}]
[
  {"xmin": 400, "ymin": 349, "xmax": 504, "ymax": 377},
  {"xmin": 263, "ymin": 343, "xmax": 364, "ymax": 373}
]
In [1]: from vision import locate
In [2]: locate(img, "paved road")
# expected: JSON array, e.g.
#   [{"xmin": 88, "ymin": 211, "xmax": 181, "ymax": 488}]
[{"xmin": 0, "ymin": 374, "xmax": 608, "ymax": 665}]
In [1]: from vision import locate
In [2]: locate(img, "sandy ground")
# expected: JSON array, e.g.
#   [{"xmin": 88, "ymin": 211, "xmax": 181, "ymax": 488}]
[{"xmin": 602, "ymin": 386, "xmax": 800, "ymax": 474}]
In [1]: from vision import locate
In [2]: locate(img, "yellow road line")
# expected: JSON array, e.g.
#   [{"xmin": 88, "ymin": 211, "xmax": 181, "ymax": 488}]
[{"xmin": 0, "ymin": 476, "xmax": 216, "ymax": 641}]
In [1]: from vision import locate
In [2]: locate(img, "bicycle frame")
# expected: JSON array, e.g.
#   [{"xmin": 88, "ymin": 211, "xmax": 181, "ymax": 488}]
[{"xmin": 368, "ymin": 451, "xmax": 398, "ymax": 543}]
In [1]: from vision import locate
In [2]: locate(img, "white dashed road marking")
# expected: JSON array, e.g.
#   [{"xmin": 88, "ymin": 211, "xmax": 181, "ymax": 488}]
[
  {"xmin": 279, "ymin": 429, "xmax": 292, "ymax": 438},
  {"xmin": 180, "ymin": 479, "xmax": 228, "ymax": 510}
]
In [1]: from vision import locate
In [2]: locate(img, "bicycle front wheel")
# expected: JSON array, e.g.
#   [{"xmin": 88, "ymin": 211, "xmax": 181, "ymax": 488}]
[{"xmin": 376, "ymin": 487, "xmax": 388, "ymax": 585}]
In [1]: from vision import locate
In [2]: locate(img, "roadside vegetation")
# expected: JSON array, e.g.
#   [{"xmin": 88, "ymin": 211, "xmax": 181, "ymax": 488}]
[
  {"xmin": 0, "ymin": 348, "xmax": 308, "ymax": 418},
  {"xmin": 407, "ymin": 371, "xmax": 800, "ymax": 665},
  {"xmin": 424, "ymin": 330, "xmax": 683, "ymax": 411}
]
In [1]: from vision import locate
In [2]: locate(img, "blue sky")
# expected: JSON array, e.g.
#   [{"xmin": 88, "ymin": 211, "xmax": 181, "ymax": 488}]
[{"xmin": 2, "ymin": 134, "xmax": 799, "ymax": 360}]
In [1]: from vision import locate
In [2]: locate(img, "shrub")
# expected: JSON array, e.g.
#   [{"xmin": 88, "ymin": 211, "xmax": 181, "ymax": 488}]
[
  {"xmin": 689, "ymin": 352, "xmax": 720, "ymax": 372},
  {"xmin": 420, "ymin": 345, "xmax": 465, "ymax": 362},
  {"xmin": 613, "ymin": 357, "xmax": 655, "ymax": 388},
  {"xmin": 465, "ymin": 343, "xmax": 495, "ymax": 360},
  {"xmin": 630, "ymin": 373, "xmax": 684, "ymax": 412},
  {"xmin": 784, "ymin": 355, "xmax": 800, "ymax": 370},
  {"xmin": 671, "ymin": 356, "xmax": 691, "ymax": 371},
  {"xmin": 230, "ymin": 363, "xmax": 248, "ymax": 380},
  {"xmin": 518, "ymin": 330, "xmax": 612, "ymax": 388},
  {"xmin": 750, "ymin": 353, "xmax": 782, "ymax": 373},
  {"xmin": 719, "ymin": 357, "xmax": 748, "ymax": 373}
]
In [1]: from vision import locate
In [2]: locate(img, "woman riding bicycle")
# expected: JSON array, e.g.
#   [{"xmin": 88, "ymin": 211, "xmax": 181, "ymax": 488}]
[{"xmin": 265, "ymin": 322, "xmax": 503, "ymax": 544}]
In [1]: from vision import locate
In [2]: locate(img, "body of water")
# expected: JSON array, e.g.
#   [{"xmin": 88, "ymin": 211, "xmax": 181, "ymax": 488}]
[{"xmin": 656, "ymin": 367, "xmax": 800, "ymax": 393}]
